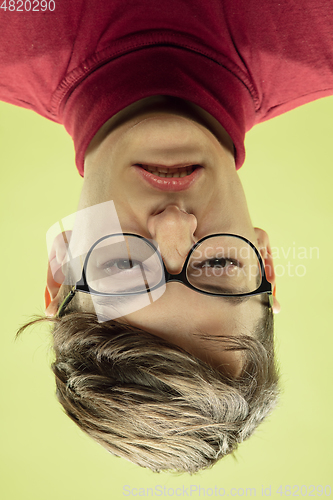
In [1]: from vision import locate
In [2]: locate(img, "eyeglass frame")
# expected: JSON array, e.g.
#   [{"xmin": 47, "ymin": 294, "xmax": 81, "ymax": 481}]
[{"xmin": 57, "ymin": 232, "xmax": 273, "ymax": 317}]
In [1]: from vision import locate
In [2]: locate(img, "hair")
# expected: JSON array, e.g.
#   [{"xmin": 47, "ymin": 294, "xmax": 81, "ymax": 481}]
[{"xmin": 18, "ymin": 286, "xmax": 278, "ymax": 474}]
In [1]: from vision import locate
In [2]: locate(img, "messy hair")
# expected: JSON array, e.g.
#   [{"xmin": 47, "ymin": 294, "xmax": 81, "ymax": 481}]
[{"xmin": 18, "ymin": 289, "xmax": 278, "ymax": 474}]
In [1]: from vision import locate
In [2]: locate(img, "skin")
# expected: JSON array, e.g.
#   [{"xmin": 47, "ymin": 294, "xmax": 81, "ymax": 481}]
[{"xmin": 46, "ymin": 96, "xmax": 280, "ymax": 377}]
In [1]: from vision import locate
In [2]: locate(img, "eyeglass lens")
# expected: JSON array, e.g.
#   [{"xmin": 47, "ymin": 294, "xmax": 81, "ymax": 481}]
[
  {"xmin": 186, "ymin": 236, "xmax": 262, "ymax": 294},
  {"xmin": 85, "ymin": 235, "xmax": 164, "ymax": 294}
]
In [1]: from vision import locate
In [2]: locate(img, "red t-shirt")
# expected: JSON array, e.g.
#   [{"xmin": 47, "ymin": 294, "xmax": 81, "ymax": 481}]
[{"xmin": 1, "ymin": 0, "xmax": 333, "ymax": 175}]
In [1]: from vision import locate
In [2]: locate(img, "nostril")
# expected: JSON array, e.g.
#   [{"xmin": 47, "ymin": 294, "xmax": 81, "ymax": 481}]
[{"xmin": 148, "ymin": 205, "xmax": 198, "ymax": 243}]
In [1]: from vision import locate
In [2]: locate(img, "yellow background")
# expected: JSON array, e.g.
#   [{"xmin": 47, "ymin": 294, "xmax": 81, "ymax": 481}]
[{"xmin": 0, "ymin": 96, "xmax": 332, "ymax": 499}]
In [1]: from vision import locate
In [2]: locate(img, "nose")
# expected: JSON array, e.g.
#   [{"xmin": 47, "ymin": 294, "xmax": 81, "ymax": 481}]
[{"xmin": 147, "ymin": 205, "xmax": 197, "ymax": 274}]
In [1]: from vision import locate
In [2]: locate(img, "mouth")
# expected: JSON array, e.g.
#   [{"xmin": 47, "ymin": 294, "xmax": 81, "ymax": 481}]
[{"xmin": 133, "ymin": 164, "xmax": 203, "ymax": 191}]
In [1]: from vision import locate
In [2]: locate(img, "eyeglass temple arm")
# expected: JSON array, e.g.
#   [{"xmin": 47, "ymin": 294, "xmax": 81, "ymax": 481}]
[{"xmin": 56, "ymin": 286, "xmax": 76, "ymax": 318}]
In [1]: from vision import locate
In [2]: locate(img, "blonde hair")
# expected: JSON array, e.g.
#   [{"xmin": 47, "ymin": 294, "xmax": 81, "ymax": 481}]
[{"xmin": 18, "ymin": 303, "xmax": 278, "ymax": 473}]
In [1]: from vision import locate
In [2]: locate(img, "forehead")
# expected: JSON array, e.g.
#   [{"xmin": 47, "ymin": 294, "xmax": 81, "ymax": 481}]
[{"xmin": 75, "ymin": 283, "xmax": 264, "ymax": 375}]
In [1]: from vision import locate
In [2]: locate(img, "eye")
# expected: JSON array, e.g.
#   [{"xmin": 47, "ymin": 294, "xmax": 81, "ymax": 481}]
[
  {"xmin": 102, "ymin": 259, "xmax": 142, "ymax": 274},
  {"xmin": 194, "ymin": 258, "xmax": 240, "ymax": 269}
]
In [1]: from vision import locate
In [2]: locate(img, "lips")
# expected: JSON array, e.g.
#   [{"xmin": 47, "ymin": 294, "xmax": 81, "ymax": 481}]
[{"xmin": 133, "ymin": 163, "xmax": 203, "ymax": 191}]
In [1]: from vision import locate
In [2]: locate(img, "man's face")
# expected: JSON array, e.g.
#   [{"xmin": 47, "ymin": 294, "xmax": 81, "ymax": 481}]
[{"xmin": 70, "ymin": 97, "xmax": 276, "ymax": 376}]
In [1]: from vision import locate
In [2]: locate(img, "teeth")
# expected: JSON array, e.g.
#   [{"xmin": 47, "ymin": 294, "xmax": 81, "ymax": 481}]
[{"xmin": 139, "ymin": 165, "xmax": 197, "ymax": 178}]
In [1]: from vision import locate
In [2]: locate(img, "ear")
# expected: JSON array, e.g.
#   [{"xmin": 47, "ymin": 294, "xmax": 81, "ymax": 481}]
[
  {"xmin": 254, "ymin": 228, "xmax": 281, "ymax": 314},
  {"xmin": 45, "ymin": 231, "xmax": 72, "ymax": 316}
]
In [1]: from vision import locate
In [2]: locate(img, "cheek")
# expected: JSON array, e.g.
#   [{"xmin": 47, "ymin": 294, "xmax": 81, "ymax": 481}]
[{"xmin": 197, "ymin": 199, "xmax": 236, "ymax": 237}]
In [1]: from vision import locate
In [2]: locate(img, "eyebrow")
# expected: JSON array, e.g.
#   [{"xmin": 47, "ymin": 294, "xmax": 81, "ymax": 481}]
[
  {"xmin": 93, "ymin": 285, "xmax": 151, "ymax": 307},
  {"xmin": 199, "ymin": 284, "xmax": 251, "ymax": 304},
  {"xmin": 94, "ymin": 294, "xmax": 135, "ymax": 306},
  {"xmin": 218, "ymin": 295, "xmax": 251, "ymax": 305},
  {"xmin": 93, "ymin": 285, "xmax": 251, "ymax": 308}
]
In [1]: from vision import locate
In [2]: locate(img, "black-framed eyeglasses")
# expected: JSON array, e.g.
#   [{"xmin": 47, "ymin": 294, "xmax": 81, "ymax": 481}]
[{"xmin": 57, "ymin": 233, "xmax": 273, "ymax": 318}]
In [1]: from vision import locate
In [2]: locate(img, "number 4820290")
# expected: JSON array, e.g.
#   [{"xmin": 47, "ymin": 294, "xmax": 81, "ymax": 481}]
[{"xmin": 0, "ymin": 0, "xmax": 55, "ymax": 11}]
